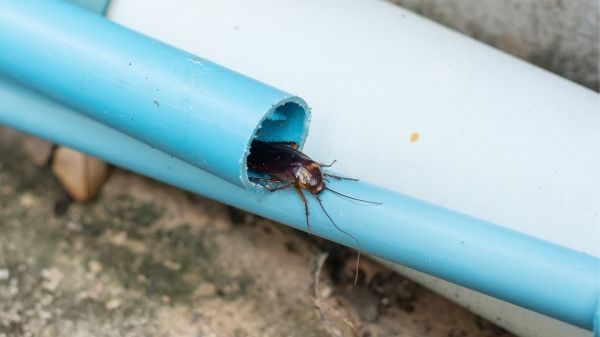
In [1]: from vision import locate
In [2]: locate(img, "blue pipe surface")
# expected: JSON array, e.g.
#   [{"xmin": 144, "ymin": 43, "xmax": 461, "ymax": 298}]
[
  {"xmin": 0, "ymin": 0, "xmax": 309, "ymax": 189},
  {"xmin": 596, "ymin": 306, "xmax": 600, "ymax": 337},
  {"xmin": 0, "ymin": 76, "xmax": 598, "ymax": 330}
]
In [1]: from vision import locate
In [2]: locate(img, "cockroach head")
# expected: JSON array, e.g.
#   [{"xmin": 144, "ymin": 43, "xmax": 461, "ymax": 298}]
[{"xmin": 297, "ymin": 162, "xmax": 325, "ymax": 194}]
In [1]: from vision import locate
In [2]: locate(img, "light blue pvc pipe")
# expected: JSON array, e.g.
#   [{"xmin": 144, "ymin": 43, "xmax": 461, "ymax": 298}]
[
  {"xmin": 0, "ymin": 0, "xmax": 309, "ymax": 189},
  {"xmin": 0, "ymin": 76, "xmax": 598, "ymax": 331},
  {"xmin": 595, "ymin": 307, "xmax": 600, "ymax": 337}
]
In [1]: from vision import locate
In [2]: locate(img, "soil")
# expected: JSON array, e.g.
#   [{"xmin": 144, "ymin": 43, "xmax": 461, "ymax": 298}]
[{"xmin": 0, "ymin": 128, "xmax": 514, "ymax": 337}]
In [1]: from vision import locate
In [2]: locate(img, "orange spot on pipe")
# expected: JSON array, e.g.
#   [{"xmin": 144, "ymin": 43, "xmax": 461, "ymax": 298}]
[{"xmin": 410, "ymin": 132, "xmax": 420, "ymax": 143}]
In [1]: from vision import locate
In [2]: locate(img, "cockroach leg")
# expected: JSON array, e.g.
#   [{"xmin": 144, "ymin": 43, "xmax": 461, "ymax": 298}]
[
  {"xmin": 320, "ymin": 159, "xmax": 337, "ymax": 167},
  {"xmin": 295, "ymin": 187, "xmax": 312, "ymax": 234},
  {"xmin": 265, "ymin": 183, "xmax": 294, "ymax": 192},
  {"xmin": 323, "ymin": 172, "xmax": 359, "ymax": 181}
]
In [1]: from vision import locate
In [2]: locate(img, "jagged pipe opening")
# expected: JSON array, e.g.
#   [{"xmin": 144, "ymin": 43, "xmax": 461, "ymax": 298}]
[{"xmin": 243, "ymin": 98, "xmax": 310, "ymax": 190}]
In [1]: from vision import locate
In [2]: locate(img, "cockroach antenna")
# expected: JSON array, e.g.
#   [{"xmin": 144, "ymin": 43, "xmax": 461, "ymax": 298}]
[
  {"xmin": 324, "ymin": 187, "xmax": 382, "ymax": 205},
  {"xmin": 316, "ymin": 196, "xmax": 362, "ymax": 285}
]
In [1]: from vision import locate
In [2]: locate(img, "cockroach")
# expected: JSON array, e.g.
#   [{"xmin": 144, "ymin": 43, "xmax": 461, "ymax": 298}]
[{"xmin": 247, "ymin": 140, "xmax": 380, "ymax": 283}]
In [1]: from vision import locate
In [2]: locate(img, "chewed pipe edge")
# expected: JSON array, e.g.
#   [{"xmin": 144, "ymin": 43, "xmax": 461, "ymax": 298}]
[
  {"xmin": 245, "ymin": 96, "xmax": 311, "ymax": 190},
  {"xmin": 0, "ymin": 76, "xmax": 598, "ymax": 331}
]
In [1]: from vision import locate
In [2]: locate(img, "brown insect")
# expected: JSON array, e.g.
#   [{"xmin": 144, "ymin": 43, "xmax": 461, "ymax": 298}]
[{"xmin": 247, "ymin": 140, "xmax": 380, "ymax": 283}]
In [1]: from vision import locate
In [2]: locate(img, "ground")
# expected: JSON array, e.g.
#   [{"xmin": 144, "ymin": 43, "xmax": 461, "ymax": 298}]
[{"xmin": 0, "ymin": 129, "xmax": 514, "ymax": 337}]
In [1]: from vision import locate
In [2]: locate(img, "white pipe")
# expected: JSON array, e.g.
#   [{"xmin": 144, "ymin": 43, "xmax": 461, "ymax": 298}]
[{"xmin": 107, "ymin": 1, "xmax": 600, "ymax": 336}]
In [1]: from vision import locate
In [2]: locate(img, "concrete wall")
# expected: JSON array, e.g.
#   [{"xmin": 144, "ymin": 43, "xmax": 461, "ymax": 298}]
[{"xmin": 389, "ymin": 0, "xmax": 599, "ymax": 91}]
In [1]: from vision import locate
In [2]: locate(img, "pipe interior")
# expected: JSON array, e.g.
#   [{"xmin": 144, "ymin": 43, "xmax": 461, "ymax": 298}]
[{"xmin": 244, "ymin": 100, "xmax": 309, "ymax": 188}]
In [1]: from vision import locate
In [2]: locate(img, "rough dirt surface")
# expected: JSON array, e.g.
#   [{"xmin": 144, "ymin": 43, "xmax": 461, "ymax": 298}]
[{"xmin": 0, "ymin": 129, "xmax": 517, "ymax": 337}]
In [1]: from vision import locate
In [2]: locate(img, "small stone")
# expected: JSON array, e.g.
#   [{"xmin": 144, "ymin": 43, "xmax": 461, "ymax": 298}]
[
  {"xmin": 109, "ymin": 231, "xmax": 128, "ymax": 245},
  {"xmin": 40, "ymin": 294, "xmax": 54, "ymax": 306},
  {"xmin": 66, "ymin": 221, "xmax": 82, "ymax": 232},
  {"xmin": 41, "ymin": 267, "xmax": 64, "ymax": 292},
  {"xmin": 105, "ymin": 298, "xmax": 122, "ymax": 310},
  {"xmin": 319, "ymin": 285, "xmax": 332, "ymax": 299},
  {"xmin": 39, "ymin": 310, "xmax": 52, "ymax": 320},
  {"xmin": 88, "ymin": 260, "xmax": 102, "ymax": 274},
  {"xmin": 0, "ymin": 268, "xmax": 9, "ymax": 280},
  {"xmin": 52, "ymin": 147, "xmax": 108, "ymax": 202},
  {"xmin": 8, "ymin": 279, "xmax": 18, "ymax": 296},
  {"xmin": 163, "ymin": 259, "xmax": 182, "ymax": 271},
  {"xmin": 18, "ymin": 193, "xmax": 35, "ymax": 207}
]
